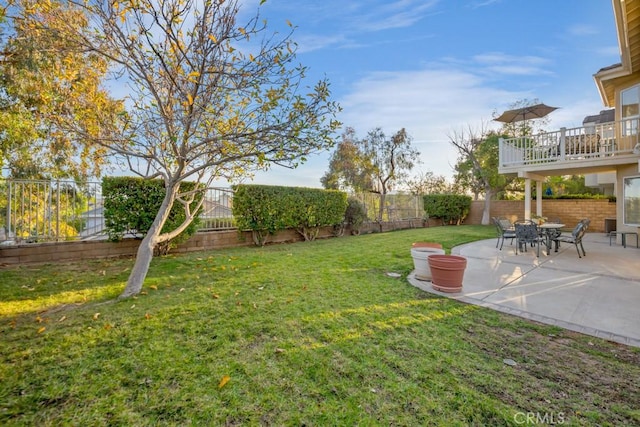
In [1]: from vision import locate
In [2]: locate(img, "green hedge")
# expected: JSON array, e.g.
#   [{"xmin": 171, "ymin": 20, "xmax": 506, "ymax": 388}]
[
  {"xmin": 423, "ymin": 194, "xmax": 472, "ymax": 225},
  {"xmin": 232, "ymin": 184, "xmax": 347, "ymax": 245},
  {"xmin": 541, "ymin": 193, "xmax": 615, "ymax": 202},
  {"xmin": 102, "ymin": 177, "xmax": 202, "ymax": 253}
]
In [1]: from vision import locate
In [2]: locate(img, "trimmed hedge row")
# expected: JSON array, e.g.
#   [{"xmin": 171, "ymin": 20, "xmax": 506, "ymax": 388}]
[
  {"xmin": 102, "ymin": 177, "xmax": 202, "ymax": 253},
  {"xmin": 423, "ymin": 194, "xmax": 472, "ymax": 225},
  {"xmin": 232, "ymin": 184, "xmax": 348, "ymax": 245}
]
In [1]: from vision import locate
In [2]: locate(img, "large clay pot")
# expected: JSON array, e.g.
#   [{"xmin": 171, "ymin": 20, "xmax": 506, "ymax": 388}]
[
  {"xmin": 410, "ymin": 243, "xmax": 445, "ymax": 281},
  {"xmin": 428, "ymin": 254, "xmax": 467, "ymax": 293}
]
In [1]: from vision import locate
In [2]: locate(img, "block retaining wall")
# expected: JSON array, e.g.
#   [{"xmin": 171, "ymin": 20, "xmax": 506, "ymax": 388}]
[
  {"xmin": 466, "ymin": 199, "xmax": 616, "ymax": 232},
  {"xmin": 0, "ymin": 200, "xmax": 616, "ymax": 266}
]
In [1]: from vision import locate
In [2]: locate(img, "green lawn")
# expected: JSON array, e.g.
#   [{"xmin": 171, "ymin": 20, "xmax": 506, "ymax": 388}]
[{"xmin": 1, "ymin": 226, "xmax": 638, "ymax": 426}]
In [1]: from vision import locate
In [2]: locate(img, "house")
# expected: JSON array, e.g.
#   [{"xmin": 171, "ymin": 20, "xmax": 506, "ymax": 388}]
[{"xmin": 498, "ymin": 0, "xmax": 640, "ymax": 240}]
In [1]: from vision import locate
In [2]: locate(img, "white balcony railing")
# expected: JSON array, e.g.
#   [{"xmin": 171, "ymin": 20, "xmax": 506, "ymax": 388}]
[{"xmin": 499, "ymin": 118, "xmax": 640, "ymax": 169}]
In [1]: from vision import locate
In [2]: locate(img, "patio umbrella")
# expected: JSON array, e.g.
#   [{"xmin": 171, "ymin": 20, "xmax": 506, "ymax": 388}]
[{"xmin": 494, "ymin": 103, "xmax": 558, "ymax": 124}]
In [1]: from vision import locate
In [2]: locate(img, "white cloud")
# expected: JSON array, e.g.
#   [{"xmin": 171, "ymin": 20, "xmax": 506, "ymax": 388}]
[
  {"xmin": 352, "ymin": 0, "xmax": 439, "ymax": 32},
  {"xmin": 295, "ymin": 34, "xmax": 348, "ymax": 54},
  {"xmin": 336, "ymin": 68, "xmax": 514, "ymax": 179},
  {"xmin": 566, "ymin": 24, "xmax": 599, "ymax": 37}
]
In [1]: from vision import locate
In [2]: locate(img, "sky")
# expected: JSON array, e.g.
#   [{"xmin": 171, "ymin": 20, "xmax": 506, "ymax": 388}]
[{"xmin": 222, "ymin": 0, "xmax": 621, "ymax": 189}]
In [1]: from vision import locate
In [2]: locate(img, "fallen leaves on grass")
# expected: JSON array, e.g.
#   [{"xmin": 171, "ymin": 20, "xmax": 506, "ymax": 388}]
[
  {"xmin": 218, "ymin": 375, "xmax": 231, "ymax": 389},
  {"xmin": 37, "ymin": 326, "xmax": 46, "ymax": 334}
]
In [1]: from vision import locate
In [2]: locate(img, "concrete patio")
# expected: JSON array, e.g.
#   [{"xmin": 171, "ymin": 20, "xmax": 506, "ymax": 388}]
[{"xmin": 408, "ymin": 232, "xmax": 640, "ymax": 348}]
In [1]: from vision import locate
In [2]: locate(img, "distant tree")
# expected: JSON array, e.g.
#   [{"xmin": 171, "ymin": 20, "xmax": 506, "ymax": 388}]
[
  {"xmin": 320, "ymin": 127, "xmax": 373, "ymax": 192},
  {"xmin": 360, "ymin": 128, "xmax": 420, "ymax": 221},
  {"xmin": 544, "ymin": 175, "xmax": 599, "ymax": 196},
  {"xmin": 0, "ymin": 0, "xmax": 122, "ymax": 179},
  {"xmin": 404, "ymin": 171, "xmax": 452, "ymax": 195},
  {"xmin": 322, "ymin": 127, "xmax": 420, "ymax": 221},
  {"xmin": 26, "ymin": 0, "xmax": 341, "ymax": 297}
]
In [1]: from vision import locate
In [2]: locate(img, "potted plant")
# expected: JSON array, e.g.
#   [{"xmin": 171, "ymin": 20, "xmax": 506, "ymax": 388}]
[
  {"xmin": 410, "ymin": 242, "xmax": 445, "ymax": 281},
  {"xmin": 427, "ymin": 254, "xmax": 467, "ymax": 293},
  {"xmin": 531, "ymin": 215, "xmax": 547, "ymax": 225}
]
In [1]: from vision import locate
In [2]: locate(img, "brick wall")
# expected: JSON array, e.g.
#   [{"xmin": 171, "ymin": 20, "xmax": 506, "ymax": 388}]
[{"xmin": 467, "ymin": 199, "xmax": 616, "ymax": 232}]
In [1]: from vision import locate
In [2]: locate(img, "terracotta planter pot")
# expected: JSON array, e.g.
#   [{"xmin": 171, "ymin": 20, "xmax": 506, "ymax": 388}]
[
  {"xmin": 410, "ymin": 243, "xmax": 445, "ymax": 281},
  {"xmin": 428, "ymin": 254, "xmax": 467, "ymax": 293}
]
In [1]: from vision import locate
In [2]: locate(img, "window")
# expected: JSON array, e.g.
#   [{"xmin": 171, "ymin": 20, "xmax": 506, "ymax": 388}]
[
  {"xmin": 623, "ymin": 176, "xmax": 640, "ymax": 226},
  {"xmin": 621, "ymin": 85, "xmax": 640, "ymax": 136}
]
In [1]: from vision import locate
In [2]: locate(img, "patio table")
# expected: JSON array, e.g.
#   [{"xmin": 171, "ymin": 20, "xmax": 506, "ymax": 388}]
[{"xmin": 539, "ymin": 223, "xmax": 565, "ymax": 253}]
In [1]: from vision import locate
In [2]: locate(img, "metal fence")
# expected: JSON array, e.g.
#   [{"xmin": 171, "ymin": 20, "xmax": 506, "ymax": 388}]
[
  {"xmin": 0, "ymin": 180, "xmax": 236, "ymax": 243},
  {"xmin": 350, "ymin": 192, "xmax": 424, "ymax": 222},
  {"xmin": 0, "ymin": 179, "xmax": 423, "ymax": 244},
  {"xmin": 0, "ymin": 180, "xmax": 103, "ymax": 243}
]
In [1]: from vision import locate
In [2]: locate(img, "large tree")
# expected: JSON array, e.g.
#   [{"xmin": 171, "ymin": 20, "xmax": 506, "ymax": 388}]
[
  {"xmin": 0, "ymin": 0, "xmax": 122, "ymax": 179},
  {"xmin": 25, "ymin": 0, "xmax": 340, "ymax": 297},
  {"xmin": 450, "ymin": 125, "xmax": 510, "ymax": 225}
]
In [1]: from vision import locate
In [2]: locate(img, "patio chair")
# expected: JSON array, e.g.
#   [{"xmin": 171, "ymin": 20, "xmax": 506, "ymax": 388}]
[
  {"xmin": 552, "ymin": 221, "xmax": 587, "ymax": 258},
  {"xmin": 514, "ymin": 221, "xmax": 546, "ymax": 257},
  {"xmin": 492, "ymin": 217, "xmax": 516, "ymax": 250},
  {"xmin": 580, "ymin": 218, "xmax": 591, "ymax": 231}
]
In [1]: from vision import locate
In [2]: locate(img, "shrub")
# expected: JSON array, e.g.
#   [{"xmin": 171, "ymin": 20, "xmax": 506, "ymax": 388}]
[
  {"xmin": 344, "ymin": 197, "xmax": 368, "ymax": 235},
  {"xmin": 541, "ymin": 193, "xmax": 615, "ymax": 202},
  {"xmin": 233, "ymin": 184, "xmax": 347, "ymax": 245},
  {"xmin": 423, "ymin": 194, "xmax": 472, "ymax": 225},
  {"xmin": 102, "ymin": 177, "xmax": 202, "ymax": 254}
]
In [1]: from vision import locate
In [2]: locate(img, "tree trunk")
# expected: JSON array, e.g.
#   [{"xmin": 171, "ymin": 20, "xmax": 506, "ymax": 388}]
[
  {"xmin": 119, "ymin": 184, "xmax": 178, "ymax": 298},
  {"xmin": 481, "ymin": 188, "xmax": 492, "ymax": 225},
  {"xmin": 120, "ymin": 233, "xmax": 156, "ymax": 298},
  {"xmin": 378, "ymin": 192, "xmax": 386, "ymax": 222}
]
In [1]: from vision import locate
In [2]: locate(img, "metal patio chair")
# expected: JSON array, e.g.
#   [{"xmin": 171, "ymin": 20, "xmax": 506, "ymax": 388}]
[
  {"xmin": 552, "ymin": 221, "xmax": 587, "ymax": 258},
  {"xmin": 492, "ymin": 217, "xmax": 516, "ymax": 250},
  {"xmin": 514, "ymin": 221, "xmax": 546, "ymax": 257}
]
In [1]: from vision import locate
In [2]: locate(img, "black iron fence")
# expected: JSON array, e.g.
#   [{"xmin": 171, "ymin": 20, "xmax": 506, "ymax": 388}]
[
  {"xmin": 0, "ymin": 179, "xmax": 423, "ymax": 244},
  {"xmin": 0, "ymin": 180, "xmax": 236, "ymax": 243}
]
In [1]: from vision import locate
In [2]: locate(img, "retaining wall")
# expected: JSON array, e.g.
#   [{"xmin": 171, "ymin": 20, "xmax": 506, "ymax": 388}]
[
  {"xmin": 0, "ymin": 199, "xmax": 616, "ymax": 266},
  {"xmin": 466, "ymin": 199, "xmax": 616, "ymax": 232}
]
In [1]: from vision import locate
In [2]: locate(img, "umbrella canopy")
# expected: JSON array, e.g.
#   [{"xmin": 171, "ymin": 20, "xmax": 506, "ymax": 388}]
[{"xmin": 494, "ymin": 103, "xmax": 558, "ymax": 123}]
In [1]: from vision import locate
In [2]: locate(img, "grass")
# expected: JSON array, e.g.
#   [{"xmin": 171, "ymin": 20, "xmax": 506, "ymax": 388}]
[{"xmin": 1, "ymin": 225, "xmax": 639, "ymax": 426}]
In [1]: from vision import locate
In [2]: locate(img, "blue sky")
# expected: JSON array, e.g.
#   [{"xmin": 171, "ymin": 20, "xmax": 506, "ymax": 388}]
[{"xmin": 231, "ymin": 0, "xmax": 621, "ymax": 188}]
